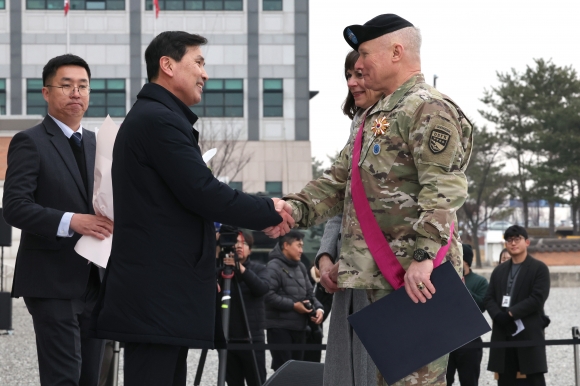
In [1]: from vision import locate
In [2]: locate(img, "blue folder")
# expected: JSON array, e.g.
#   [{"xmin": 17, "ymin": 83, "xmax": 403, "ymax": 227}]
[{"xmin": 348, "ymin": 262, "xmax": 491, "ymax": 385}]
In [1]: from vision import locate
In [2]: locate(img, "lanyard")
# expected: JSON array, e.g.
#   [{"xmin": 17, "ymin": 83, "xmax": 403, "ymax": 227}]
[{"xmin": 506, "ymin": 263, "xmax": 522, "ymax": 295}]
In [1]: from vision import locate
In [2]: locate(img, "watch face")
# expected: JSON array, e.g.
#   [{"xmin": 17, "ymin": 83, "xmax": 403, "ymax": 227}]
[{"xmin": 413, "ymin": 249, "xmax": 427, "ymax": 261}]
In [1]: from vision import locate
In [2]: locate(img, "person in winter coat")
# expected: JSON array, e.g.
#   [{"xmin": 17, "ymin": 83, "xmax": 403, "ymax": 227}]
[
  {"xmin": 91, "ymin": 31, "xmax": 293, "ymax": 386},
  {"xmin": 265, "ymin": 230, "xmax": 324, "ymax": 371},
  {"xmin": 218, "ymin": 231, "xmax": 269, "ymax": 386},
  {"xmin": 485, "ymin": 225, "xmax": 550, "ymax": 386}
]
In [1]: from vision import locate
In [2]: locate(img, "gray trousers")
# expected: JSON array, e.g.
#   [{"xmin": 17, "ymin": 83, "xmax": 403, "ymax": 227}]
[{"xmin": 323, "ymin": 289, "xmax": 376, "ymax": 386}]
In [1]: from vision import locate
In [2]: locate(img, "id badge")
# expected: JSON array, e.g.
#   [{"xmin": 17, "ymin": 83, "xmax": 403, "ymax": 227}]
[{"xmin": 502, "ymin": 295, "xmax": 511, "ymax": 307}]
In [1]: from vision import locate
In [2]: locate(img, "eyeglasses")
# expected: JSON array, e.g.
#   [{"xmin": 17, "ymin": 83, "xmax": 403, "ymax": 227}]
[
  {"xmin": 45, "ymin": 84, "xmax": 91, "ymax": 96},
  {"xmin": 235, "ymin": 241, "xmax": 249, "ymax": 247},
  {"xmin": 505, "ymin": 236, "xmax": 524, "ymax": 244}
]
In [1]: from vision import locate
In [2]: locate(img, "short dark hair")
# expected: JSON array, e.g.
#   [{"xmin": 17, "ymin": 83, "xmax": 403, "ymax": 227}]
[
  {"xmin": 42, "ymin": 54, "xmax": 91, "ymax": 86},
  {"xmin": 341, "ymin": 50, "xmax": 360, "ymax": 120},
  {"xmin": 504, "ymin": 225, "xmax": 528, "ymax": 240},
  {"xmin": 239, "ymin": 230, "xmax": 254, "ymax": 249},
  {"xmin": 145, "ymin": 31, "xmax": 208, "ymax": 82},
  {"xmin": 279, "ymin": 230, "xmax": 304, "ymax": 249}
]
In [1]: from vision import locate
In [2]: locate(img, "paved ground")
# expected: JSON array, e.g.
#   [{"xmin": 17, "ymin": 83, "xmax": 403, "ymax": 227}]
[{"xmin": 1, "ymin": 288, "xmax": 578, "ymax": 386}]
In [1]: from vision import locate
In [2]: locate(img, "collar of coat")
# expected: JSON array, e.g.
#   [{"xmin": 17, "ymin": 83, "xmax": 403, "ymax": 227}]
[
  {"xmin": 368, "ymin": 73, "xmax": 425, "ymax": 116},
  {"xmin": 137, "ymin": 83, "xmax": 199, "ymax": 127}
]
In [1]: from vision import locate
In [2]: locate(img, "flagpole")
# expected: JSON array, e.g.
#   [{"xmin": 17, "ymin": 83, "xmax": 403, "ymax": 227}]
[
  {"xmin": 153, "ymin": 9, "xmax": 157, "ymax": 38},
  {"xmin": 66, "ymin": 13, "xmax": 70, "ymax": 53},
  {"xmin": 64, "ymin": 0, "xmax": 70, "ymax": 53}
]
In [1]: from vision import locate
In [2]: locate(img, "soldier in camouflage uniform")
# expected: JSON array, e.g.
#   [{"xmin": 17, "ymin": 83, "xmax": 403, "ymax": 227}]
[{"xmin": 273, "ymin": 14, "xmax": 473, "ymax": 386}]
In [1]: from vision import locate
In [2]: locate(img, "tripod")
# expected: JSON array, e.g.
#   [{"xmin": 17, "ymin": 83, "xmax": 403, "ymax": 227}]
[{"xmin": 194, "ymin": 260, "xmax": 262, "ymax": 386}]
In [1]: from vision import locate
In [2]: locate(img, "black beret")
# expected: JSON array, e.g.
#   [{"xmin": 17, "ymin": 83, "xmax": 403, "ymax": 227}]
[
  {"xmin": 462, "ymin": 244, "xmax": 474, "ymax": 267},
  {"xmin": 343, "ymin": 14, "xmax": 414, "ymax": 51}
]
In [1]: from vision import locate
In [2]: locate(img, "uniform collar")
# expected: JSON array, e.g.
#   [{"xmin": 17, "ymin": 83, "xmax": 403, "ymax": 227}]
[{"xmin": 367, "ymin": 73, "xmax": 425, "ymax": 116}]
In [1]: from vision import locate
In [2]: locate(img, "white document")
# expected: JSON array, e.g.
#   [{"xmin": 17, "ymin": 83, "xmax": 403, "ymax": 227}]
[
  {"xmin": 202, "ymin": 148, "xmax": 217, "ymax": 164},
  {"xmin": 512, "ymin": 319, "xmax": 525, "ymax": 336},
  {"xmin": 74, "ymin": 116, "xmax": 119, "ymax": 268}
]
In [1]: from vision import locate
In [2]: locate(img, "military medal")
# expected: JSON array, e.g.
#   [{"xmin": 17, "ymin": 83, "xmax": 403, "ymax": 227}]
[
  {"xmin": 373, "ymin": 144, "xmax": 380, "ymax": 155},
  {"xmin": 371, "ymin": 116, "xmax": 389, "ymax": 136}
]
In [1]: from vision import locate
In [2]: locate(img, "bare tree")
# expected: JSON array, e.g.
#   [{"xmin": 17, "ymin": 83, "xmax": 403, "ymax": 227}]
[
  {"xmin": 196, "ymin": 119, "xmax": 252, "ymax": 184},
  {"xmin": 462, "ymin": 125, "xmax": 512, "ymax": 268}
]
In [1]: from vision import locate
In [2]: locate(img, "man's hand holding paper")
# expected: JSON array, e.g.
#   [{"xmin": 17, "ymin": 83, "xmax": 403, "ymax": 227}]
[{"xmin": 70, "ymin": 213, "xmax": 113, "ymax": 240}]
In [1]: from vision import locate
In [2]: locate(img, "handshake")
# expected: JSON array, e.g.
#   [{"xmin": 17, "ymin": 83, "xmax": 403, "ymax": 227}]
[{"xmin": 263, "ymin": 198, "xmax": 295, "ymax": 238}]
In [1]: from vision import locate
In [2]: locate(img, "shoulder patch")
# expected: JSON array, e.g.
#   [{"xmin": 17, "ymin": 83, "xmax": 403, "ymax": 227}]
[{"xmin": 429, "ymin": 126, "xmax": 451, "ymax": 154}]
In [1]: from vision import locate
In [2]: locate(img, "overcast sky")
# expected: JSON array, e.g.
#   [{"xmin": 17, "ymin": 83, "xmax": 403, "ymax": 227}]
[{"xmin": 308, "ymin": 0, "xmax": 580, "ymax": 166}]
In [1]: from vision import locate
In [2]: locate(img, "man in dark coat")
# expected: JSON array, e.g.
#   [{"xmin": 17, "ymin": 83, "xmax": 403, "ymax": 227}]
[
  {"xmin": 265, "ymin": 230, "xmax": 324, "ymax": 371},
  {"xmin": 446, "ymin": 244, "xmax": 488, "ymax": 386},
  {"xmin": 91, "ymin": 31, "xmax": 291, "ymax": 386},
  {"xmin": 218, "ymin": 230, "xmax": 269, "ymax": 386},
  {"xmin": 484, "ymin": 225, "xmax": 550, "ymax": 386},
  {"xmin": 3, "ymin": 54, "xmax": 113, "ymax": 386}
]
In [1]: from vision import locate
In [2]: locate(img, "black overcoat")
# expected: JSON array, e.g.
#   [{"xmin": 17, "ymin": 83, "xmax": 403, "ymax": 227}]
[
  {"xmin": 92, "ymin": 83, "xmax": 282, "ymax": 348},
  {"xmin": 484, "ymin": 255, "xmax": 550, "ymax": 374},
  {"xmin": 3, "ymin": 117, "xmax": 96, "ymax": 299}
]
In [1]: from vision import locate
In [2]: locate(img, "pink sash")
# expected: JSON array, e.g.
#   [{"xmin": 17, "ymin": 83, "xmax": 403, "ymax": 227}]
[{"xmin": 350, "ymin": 117, "xmax": 453, "ymax": 290}]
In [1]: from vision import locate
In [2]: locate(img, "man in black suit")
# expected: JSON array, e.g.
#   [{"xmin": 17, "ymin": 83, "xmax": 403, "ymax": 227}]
[
  {"xmin": 485, "ymin": 225, "xmax": 550, "ymax": 386},
  {"xmin": 92, "ymin": 31, "xmax": 292, "ymax": 386},
  {"xmin": 3, "ymin": 54, "xmax": 113, "ymax": 386}
]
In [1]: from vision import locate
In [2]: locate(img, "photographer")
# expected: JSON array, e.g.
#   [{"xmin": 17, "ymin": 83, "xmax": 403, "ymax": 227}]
[
  {"xmin": 265, "ymin": 230, "xmax": 324, "ymax": 371},
  {"xmin": 218, "ymin": 230, "xmax": 269, "ymax": 386}
]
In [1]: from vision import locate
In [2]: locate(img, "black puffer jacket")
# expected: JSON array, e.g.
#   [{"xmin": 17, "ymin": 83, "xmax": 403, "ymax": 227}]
[
  {"xmin": 264, "ymin": 245, "xmax": 323, "ymax": 331},
  {"xmin": 218, "ymin": 259, "xmax": 269, "ymax": 342}
]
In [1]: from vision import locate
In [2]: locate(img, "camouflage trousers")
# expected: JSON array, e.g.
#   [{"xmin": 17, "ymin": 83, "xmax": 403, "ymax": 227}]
[{"xmin": 367, "ymin": 289, "xmax": 448, "ymax": 386}]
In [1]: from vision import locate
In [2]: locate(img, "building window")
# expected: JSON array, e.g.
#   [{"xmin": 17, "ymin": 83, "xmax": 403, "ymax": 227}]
[
  {"xmin": 85, "ymin": 79, "xmax": 126, "ymax": 117},
  {"xmin": 262, "ymin": 0, "xmax": 281, "ymax": 11},
  {"xmin": 145, "ymin": 0, "xmax": 242, "ymax": 11},
  {"xmin": 229, "ymin": 181, "xmax": 243, "ymax": 191},
  {"xmin": 27, "ymin": 79, "xmax": 47, "ymax": 116},
  {"xmin": 263, "ymin": 79, "xmax": 283, "ymax": 117},
  {"xmin": 27, "ymin": 0, "xmax": 124, "ymax": 10},
  {"xmin": 190, "ymin": 79, "xmax": 243, "ymax": 117},
  {"xmin": 0, "ymin": 79, "xmax": 6, "ymax": 115},
  {"xmin": 265, "ymin": 181, "xmax": 282, "ymax": 197},
  {"xmin": 0, "ymin": 0, "xmax": 5, "ymax": 9}
]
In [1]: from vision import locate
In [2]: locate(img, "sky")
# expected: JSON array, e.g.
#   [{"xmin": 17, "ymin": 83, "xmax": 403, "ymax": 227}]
[{"xmin": 308, "ymin": 0, "xmax": 580, "ymax": 166}]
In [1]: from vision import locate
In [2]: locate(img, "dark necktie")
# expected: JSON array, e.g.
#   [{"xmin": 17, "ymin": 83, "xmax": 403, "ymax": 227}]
[{"xmin": 72, "ymin": 132, "xmax": 82, "ymax": 147}]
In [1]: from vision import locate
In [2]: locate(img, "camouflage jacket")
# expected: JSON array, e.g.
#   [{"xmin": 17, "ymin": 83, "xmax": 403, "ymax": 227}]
[{"xmin": 285, "ymin": 74, "xmax": 473, "ymax": 290}]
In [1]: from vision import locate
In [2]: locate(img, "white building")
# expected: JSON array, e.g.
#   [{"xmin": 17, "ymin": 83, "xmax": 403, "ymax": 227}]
[{"xmin": 0, "ymin": 0, "xmax": 313, "ymax": 194}]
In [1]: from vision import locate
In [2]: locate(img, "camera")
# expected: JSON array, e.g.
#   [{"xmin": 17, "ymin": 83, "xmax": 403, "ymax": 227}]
[
  {"xmin": 302, "ymin": 299, "xmax": 318, "ymax": 319},
  {"xmin": 217, "ymin": 224, "xmax": 240, "ymax": 273}
]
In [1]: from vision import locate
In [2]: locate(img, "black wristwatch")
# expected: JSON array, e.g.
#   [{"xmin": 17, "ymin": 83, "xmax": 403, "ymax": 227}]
[{"xmin": 413, "ymin": 249, "xmax": 431, "ymax": 262}]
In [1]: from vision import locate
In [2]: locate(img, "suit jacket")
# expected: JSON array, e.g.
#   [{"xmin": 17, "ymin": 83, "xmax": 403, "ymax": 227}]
[
  {"xmin": 484, "ymin": 255, "xmax": 550, "ymax": 374},
  {"xmin": 92, "ymin": 83, "xmax": 282, "ymax": 349},
  {"xmin": 3, "ymin": 116, "xmax": 96, "ymax": 299}
]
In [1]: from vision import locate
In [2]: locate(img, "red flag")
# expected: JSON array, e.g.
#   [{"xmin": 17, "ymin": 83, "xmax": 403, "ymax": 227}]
[
  {"xmin": 153, "ymin": 0, "xmax": 159, "ymax": 18},
  {"xmin": 64, "ymin": 0, "xmax": 69, "ymax": 15}
]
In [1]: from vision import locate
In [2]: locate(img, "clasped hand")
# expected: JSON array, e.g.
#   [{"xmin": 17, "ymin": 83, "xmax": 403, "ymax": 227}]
[{"xmin": 262, "ymin": 198, "xmax": 295, "ymax": 238}]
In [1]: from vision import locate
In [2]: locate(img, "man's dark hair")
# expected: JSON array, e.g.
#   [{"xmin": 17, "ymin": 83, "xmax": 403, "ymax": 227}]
[
  {"xmin": 342, "ymin": 50, "xmax": 360, "ymax": 120},
  {"xmin": 145, "ymin": 31, "xmax": 208, "ymax": 82},
  {"xmin": 42, "ymin": 54, "xmax": 91, "ymax": 86},
  {"xmin": 504, "ymin": 225, "xmax": 528, "ymax": 240},
  {"xmin": 240, "ymin": 230, "xmax": 254, "ymax": 250},
  {"xmin": 279, "ymin": 230, "xmax": 304, "ymax": 249}
]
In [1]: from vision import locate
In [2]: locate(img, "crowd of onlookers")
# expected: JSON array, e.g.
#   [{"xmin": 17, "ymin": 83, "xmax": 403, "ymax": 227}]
[
  {"xmin": 215, "ymin": 229, "xmax": 331, "ymax": 386},
  {"xmin": 215, "ymin": 224, "xmax": 551, "ymax": 386},
  {"xmin": 446, "ymin": 224, "xmax": 551, "ymax": 386}
]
